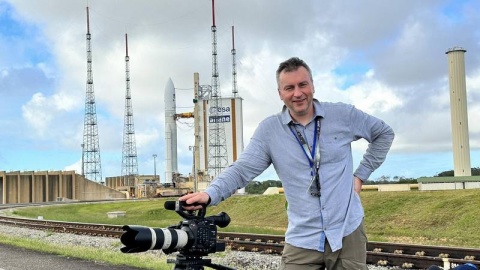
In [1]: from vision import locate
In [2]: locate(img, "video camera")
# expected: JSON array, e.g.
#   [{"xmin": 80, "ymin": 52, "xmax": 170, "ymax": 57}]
[{"xmin": 120, "ymin": 200, "xmax": 234, "ymax": 270}]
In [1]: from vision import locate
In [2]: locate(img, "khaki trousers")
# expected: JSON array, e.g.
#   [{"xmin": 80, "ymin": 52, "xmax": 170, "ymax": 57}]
[{"xmin": 280, "ymin": 221, "xmax": 368, "ymax": 270}]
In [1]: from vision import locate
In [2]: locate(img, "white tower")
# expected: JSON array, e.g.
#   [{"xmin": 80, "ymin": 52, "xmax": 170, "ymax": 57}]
[{"xmin": 446, "ymin": 46, "xmax": 471, "ymax": 176}]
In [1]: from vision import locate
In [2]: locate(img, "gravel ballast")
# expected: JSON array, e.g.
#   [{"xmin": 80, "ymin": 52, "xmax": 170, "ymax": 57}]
[{"xmin": 0, "ymin": 224, "xmax": 406, "ymax": 269}]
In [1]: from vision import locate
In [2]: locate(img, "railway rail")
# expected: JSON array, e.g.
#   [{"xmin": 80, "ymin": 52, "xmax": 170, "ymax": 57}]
[{"xmin": 1, "ymin": 208, "xmax": 479, "ymax": 269}]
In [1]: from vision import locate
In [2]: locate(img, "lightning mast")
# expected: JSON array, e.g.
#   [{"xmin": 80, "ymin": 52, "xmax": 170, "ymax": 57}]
[
  {"xmin": 207, "ymin": 0, "xmax": 229, "ymax": 178},
  {"xmin": 82, "ymin": 6, "xmax": 102, "ymax": 182},
  {"xmin": 231, "ymin": 25, "xmax": 238, "ymax": 97},
  {"xmin": 121, "ymin": 33, "xmax": 138, "ymax": 185}
]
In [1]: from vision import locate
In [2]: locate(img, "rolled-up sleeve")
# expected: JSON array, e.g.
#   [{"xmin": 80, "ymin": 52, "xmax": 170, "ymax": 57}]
[{"xmin": 352, "ymin": 107, "xmax": 395, "ymax": 181}]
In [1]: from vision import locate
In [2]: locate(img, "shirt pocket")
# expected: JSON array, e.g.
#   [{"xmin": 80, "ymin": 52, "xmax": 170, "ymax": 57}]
[{"xmin": 320, "ymin": 135, "xmax": 349, "ymax": 164}]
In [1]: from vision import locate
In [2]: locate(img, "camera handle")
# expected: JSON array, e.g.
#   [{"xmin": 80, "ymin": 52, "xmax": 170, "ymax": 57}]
[
  {"xmin": 170, "ymin": 201, "xmax": 208, "ymax": 220},
  {"xmin": 169, "ymin": 254, "xmax": 236, "ymax": 270}
]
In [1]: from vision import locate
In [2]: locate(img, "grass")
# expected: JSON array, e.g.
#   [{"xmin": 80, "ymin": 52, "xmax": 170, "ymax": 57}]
[
  {"xmin": 361, "ymin": 189, "xmax": 480, "ymax": 247},
  {"xmin": 9, "ymin": 195, "xmax": 289, "ymax": 234},
  {"xmin": 0, "ymin": 233, "xmax": 171, "ymax": 269},
  {"xmin": 13, "ymin": 200, "xmax": 184, "ymax": 228},
  {"xmin": 1, "ymin": 189, "xmax": 480, "ymax": 268}
]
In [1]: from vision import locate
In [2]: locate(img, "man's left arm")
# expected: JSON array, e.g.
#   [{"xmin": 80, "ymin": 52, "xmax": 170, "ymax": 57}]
[
  {"xmin": 354, "ymin": 176, "xmax": 363, "ymax": 193},
  {"xmin": 351, "ymin": 108, "xmax": 395, "ymax": 182}
]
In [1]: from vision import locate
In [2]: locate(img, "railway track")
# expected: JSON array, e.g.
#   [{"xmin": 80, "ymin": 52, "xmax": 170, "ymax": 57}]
[
  {"xmin": 218, "ymin": 232, "xmax": 480, "ymax": 269},
  {"xmin": 0, "ymin": 215, "xmax": 479, "ymax": 269},
  {"xmin": 0, "ymin": 215, "xmax": 123, "ymax": 237}
]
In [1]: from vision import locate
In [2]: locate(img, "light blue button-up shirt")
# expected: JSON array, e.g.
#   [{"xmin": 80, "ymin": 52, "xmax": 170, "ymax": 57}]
[{"xmin": 205, "ymin": 99, "xmax": 394, "ymax": 252}]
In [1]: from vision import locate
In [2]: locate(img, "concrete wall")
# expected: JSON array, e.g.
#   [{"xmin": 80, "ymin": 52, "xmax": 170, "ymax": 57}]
[
  {"xmin": 419, "ymin": 182, "xmax": 465, "ymax": 191},
  {"xmin": 0, "ymin": 174, "xmax": 3, "ymax": 203},
  {"xmin": 377, "ymin": 184, "xmax": 413, "ymax": 192},
  {"xmin": 1, "ymin": 170, "xmax": 126, "ymax": 204},
  {"xmin": 76, "ymin": 175, "xmax": 125, "ymax": 201},
  {"xmin": 105, "ymin": 175, "xmax": 160, "ymax": 189},
  {"xmin": 418, "ymin": 176, "xmax": 480, "ymax": 191},
  {"xmin": 419, "ymin": 181, "xmax": 480, "ymax": 191},
  {"xmin": 361, "ymin": 184, "xmax": 419, "ymax": 191},
  {"xmin": 5, "ymin": 172, "xmax": 19, "ymax": 204},
  {"xmin": 465, "ymin": 182, "xmax": 480, "ymax": 189}
]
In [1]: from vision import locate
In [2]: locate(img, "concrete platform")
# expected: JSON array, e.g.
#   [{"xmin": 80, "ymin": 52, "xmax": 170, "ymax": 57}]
[{"xmin": 107, "ymin": 211, "xmax": 126, "ymax": 218}]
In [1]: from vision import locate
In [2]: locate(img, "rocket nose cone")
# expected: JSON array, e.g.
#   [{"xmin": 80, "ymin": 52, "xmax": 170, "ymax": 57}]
[
  {"xmin": 164, "ymin": 77, "xmax": 175, "ymax": 99},
  {"xmin": 165, "ymin": 77, "xmax": 176, "ymax": 109},
  {"xmin": 165, "ymin": 78, "xmax": 174, "ymax": 91}
]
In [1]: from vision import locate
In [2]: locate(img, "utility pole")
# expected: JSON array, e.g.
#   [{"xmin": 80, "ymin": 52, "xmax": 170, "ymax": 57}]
[{"xmin": 153, "ymin": 154, "xmax": 157, "ymax": 182}]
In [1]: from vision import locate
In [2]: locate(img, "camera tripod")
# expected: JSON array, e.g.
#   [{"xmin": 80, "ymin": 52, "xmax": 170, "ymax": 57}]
[{"xmin": 168, "ymin": 253, "xmax": 236, "ymax": 270}]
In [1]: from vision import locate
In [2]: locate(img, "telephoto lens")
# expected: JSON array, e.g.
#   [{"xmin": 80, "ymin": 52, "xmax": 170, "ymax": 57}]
[{"xmin": 120, "ymin": 225, "xmax": 189, "ymax": 253}]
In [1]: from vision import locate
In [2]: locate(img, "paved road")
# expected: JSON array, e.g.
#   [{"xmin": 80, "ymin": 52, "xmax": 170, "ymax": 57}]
[{"xmin": 0, "ymin": 243, "xmax": 145, "ymax": 270}]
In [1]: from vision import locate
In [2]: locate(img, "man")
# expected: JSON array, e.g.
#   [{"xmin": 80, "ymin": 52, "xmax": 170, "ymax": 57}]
[{"xmin": 180, "ymin": 57, "xmax": 395, "ymax": 269}]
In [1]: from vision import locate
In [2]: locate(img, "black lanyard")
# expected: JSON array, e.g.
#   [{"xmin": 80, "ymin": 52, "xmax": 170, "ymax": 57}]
[
  {"xmin": 289, "ymin": 118, "xmax": 322, "ymax": 197},
  {"xmin": 289, "ymin": 118, "xmax": 321, "ymax": 169}
]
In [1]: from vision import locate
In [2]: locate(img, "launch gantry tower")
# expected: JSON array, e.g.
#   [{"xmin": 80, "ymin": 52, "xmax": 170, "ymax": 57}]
[
  {"xmin": 121, "ymin": 33, "xmax": 139, "ymax": 184},
  {"xmin": 82, "ymin": 6, "xmax": 102, "ymax": 182},
  {"xmin": 207, "ymin": 0, "xmax": 229, "ymax": 178}
]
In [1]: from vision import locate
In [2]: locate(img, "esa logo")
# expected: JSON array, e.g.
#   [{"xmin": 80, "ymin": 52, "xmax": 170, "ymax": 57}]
[{"xmin": 209, "ymin": 106, "xmax": 230, "ymax": 114}]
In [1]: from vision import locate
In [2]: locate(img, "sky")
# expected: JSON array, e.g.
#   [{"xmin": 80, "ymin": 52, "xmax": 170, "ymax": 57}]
[{"xmin": 0, "ymin": 0, "xmax": 479, "ymax": 183}]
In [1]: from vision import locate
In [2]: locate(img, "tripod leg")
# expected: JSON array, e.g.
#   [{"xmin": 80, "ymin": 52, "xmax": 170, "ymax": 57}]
[
  {"xmin": 173, "ymin": 264, "xmax": 186, "ymax": 270},
  {"xmin": 204, "ymin": 262, "xmax": 236, "ymax": 270},
  {"xmin": 173, "ymin": 264, "xmax": 205, "ymax": 270}
]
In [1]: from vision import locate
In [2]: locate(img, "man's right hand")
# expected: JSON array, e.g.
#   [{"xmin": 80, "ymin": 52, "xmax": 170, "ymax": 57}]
[{"xmin": 178, "ymin": 192, "xmax": 210, "ymax": 210}]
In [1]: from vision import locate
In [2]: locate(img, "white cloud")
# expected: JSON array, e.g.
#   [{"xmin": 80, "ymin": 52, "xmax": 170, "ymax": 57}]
[
  {"xmin": 347, "ymin": 73, "xmax": 403, "ymax": 114},
  {"xmin": 21, "ymin": 93, "xmax": 53, "ymax": 137}
]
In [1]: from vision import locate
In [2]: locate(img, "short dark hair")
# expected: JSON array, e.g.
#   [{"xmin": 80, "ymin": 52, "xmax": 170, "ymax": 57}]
[{"xmin": 276, "ymin": 57, "xmax": 313, "ymax": 86}]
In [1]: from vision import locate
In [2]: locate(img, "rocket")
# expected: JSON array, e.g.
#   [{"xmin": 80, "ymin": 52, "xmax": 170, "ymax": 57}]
[{"xmin": 164, "ymin": 78, "xmax": 178, "ymax": 184}]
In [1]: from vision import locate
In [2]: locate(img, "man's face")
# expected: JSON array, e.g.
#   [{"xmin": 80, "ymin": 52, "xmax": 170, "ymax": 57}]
[{"xmin": 277, "ymin": 66, "xmax": 315, "ymax": 120}]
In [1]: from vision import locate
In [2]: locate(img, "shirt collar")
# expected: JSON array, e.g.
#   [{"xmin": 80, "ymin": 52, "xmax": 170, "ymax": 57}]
[{"xmin": 280, "ymin": 99, "xmax": 325, "ymax": 125}]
